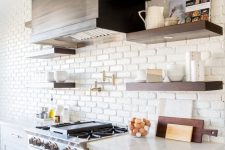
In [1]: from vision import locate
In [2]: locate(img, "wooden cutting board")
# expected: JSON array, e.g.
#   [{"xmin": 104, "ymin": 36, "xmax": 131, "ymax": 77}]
[
  {"xmin": 156, "ymin": 116, "xmax": 218, "ymax": 143},
  {"xmin": 165, "ymin": 124, "xmax": 193, "ymax": 142}
]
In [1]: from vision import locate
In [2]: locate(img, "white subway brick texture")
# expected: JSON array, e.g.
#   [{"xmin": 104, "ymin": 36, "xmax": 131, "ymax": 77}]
[{"xmin": 0, "ymin": 0, "xmax": 224, "ymax": 144}]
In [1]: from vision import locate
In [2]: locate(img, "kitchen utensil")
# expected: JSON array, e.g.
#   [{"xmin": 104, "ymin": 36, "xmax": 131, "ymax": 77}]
[
  {"xmin": 166, "ymin": 64, "xmax": 185, "ymax": 82},
  {"xmin": 135, "ymin": 70, "xmax": 147, "ymax": 82},
  {"xmin": 46, "ymin": 72, "xmax": 54, "ymax": 82},
  {"xmin": 54, "ymin": 71, "xmax": 68, "ymax": 83},
  {"xmin": 156, "ymin": 116, "xmax": 218, "ymax": 143},
  {"xmin": 147, "ymin": 69, "xmax": 163, "ymax": 82},
  {"xmin": 165, "ymin": 124, "xmax": 193, "ymax": 142},
  {"xmin": 138, "ymin": 6, "xmax": 165, "ymax": 29},
  {"xmin": 165, "ymin": 17, "xmax": 179, "ymax": 26}
]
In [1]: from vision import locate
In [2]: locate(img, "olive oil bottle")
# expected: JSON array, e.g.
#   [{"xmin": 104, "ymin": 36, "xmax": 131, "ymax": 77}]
[{"xmin": 49, "ymin": 96, "xmax": 55, "ymax": 119}]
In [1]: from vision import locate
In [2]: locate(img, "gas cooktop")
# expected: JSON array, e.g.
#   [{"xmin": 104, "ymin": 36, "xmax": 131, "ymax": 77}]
[
  {"xmin": 29, "ymin": 121, "xmax": 128, "ymax": 150},
  {"xmin": 36, "ymin": 121, "xmax": 128, "ymax": 140}
]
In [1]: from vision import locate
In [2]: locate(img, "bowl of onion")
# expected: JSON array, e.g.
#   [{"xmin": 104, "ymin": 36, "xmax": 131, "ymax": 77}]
[{"xmin": 129, "ymin": 118, "xmax": 151, "ymax": 138}]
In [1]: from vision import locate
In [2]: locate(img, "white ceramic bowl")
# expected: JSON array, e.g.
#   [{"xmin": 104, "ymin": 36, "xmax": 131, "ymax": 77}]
[
  {"xmin": 54, "ymin": 71, "xmax": 68, "ymax": 83},
  {"xmin": 167, "ymin": 74, "xmax": 184, "ymax": 82},
  {"xmin": 167, "ymin": 64, "xmax": 185, "ymax": 82}
]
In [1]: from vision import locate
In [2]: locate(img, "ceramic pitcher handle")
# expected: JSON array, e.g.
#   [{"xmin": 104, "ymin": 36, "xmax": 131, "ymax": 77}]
[{"xmin": 138, "ymin": 10, "xmax": 146, "ymax": 24}]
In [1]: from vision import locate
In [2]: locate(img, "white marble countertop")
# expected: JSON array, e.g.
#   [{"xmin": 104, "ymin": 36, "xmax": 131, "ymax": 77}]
[
  {"xmin": 87, "ymin": 135, "xmax": 225, "ymax": 150},
  {"xmin": 0, "ymin": 118, "xmax": 36, "ymax": 129}
]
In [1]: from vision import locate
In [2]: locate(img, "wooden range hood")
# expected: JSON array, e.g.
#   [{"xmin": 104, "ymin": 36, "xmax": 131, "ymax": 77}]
[{"xmin": 31, "ymin": 0, "xmax": 145, "ymax": 48}]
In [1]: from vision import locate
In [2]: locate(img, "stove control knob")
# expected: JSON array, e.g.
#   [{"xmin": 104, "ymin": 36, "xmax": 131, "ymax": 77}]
[
  {"xmin": 33, "ymin": 138, "xmax": 38, "ymax": 145},
  {"xmin": 50, "ymin": 143, "xmax": 59, "ymax": 150},
  {"xmin": 36, "ymin": 138, "xmax": 43, "ymax": 146},
  {"xmin": 29, "ymin": 137, "xmax": 35, "ymax": 145},
  {"xmin": 44, "ymin": 142, "xmax": 51, "ymax": 149},
  {"xmin": 63, "ymin": 147, "xmax": 72, "ymax": 150}
]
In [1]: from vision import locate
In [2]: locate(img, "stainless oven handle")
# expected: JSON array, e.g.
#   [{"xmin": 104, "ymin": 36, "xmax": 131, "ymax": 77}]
[{"xmin": 11, "ymin": 133, "xmax": 23, "ymax": 139}]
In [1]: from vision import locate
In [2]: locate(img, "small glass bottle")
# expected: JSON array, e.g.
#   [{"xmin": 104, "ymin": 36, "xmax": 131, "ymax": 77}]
[{"xmin": 49, "ymin": 96, "xmax": 55, "ymax": 119}]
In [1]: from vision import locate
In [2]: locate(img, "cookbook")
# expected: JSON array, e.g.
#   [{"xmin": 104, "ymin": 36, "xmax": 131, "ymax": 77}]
[{"xmin": 185, "ymin": 0, "xmax": 211, "ymax": 23}]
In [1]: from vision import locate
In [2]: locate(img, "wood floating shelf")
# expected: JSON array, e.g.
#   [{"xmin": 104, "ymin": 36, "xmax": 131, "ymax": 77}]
[
  {"xmin": 27, "ymin": 47, "xmax": 76, "ymax": 59},
  {"xmin": 28, "ymin": 82, "xmax": 76, "ymax": 88},
  {"xmin": 126, "ymin": 81, "xmax": 223, "ymax": 91},
  {"xmin": 127, "ymin": 21, "xmax": 223, "ymax": 44}
]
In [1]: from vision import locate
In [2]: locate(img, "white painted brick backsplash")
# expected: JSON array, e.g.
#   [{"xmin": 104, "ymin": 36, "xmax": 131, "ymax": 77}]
[
  {"xmin": 117, "ymin": 59, "xmax": 130, "ymax": 65},
  {"xmin": 103, "ymin": 47, "xmax": 116, "ymax": 54},
  {"xmin": 110, "ymin": 116, "xmax": 123, "ymax": 123},
  {"xmin": 140, "ymin": 49, "xmax": 156, "ymax": 56},
  {"xmin": 110, "ymin": 65, "xmax": 123, "ymax": 72},
  {"xmin": 86, "ymin": 113, "xmax": 97, "ymax": 119},
  {"xmin": 92, "ymin": 108, "xmax": 103, "ymax": 114},
  {"xmin": 131, "ymin": 57, "xmax": 147, "ymax": 64},
  {"xmin": 117, "ymin": 110, "xmax": 130, "ymax": 117},
  {"xmin": 97, "ymin": 102, "xmax": 109, "ymax": 109},
  {"xmin": 148, "ymin": 56, "xmax": 166, "ymax": 63},
  {"xmin": 0, "ymin": 0, "xmax": 224, "ymax": 144},
  {"xmin": 198, "ymin": 94, "xmax": 222, "ymax": 101},
  {"xmin": 104, "ymin": 109, "xmax": 116, "ymax": 115},
  {"xmin": 197, "ymin": 110, "xmax": 221, "ymax": 118},
  {"xmin": 123, "ymin": 104, "xmax": 138, "ymax": 112},
  {"xmin": 104, "ymin": 60, "xmax": 116, "ymax": 66},
  {"xmin": 124, "ymin": 51, "xmax": 139, "ymax": 58},
  {"xmin": 110, "ymin": 104, "xmax": 123, "ymax": 110},
  {"xmin": 211, "ymin": 101, "xmax": 225, "ymax": 110},
  {"xmin": 176, "ymin": 93, "xmax": 197, "ymax": 100},
  {"xmin": 194, "ymin": 101, "xmax": 210, "ymax": 109},
  {"xmin": 157, "ymin": 47, "xmax": 175, "ymax": 55},
  {"xmin": 97, "ymin": 55, "xmax": 109, "ymax": 60},
  {"xmin": 110, "ymin": 53, "xmax": 123, "ymax": 59},
  {"xmin": 104, "ymin": 97, "xmax": 116, "ymax": 103},
  {"xmin": 157, "ymin": 93, "xmax": 176, "ymax": 99},
  {"xmin": 116, "ymin": 46, "xmax": 130, "ymax": 52}
]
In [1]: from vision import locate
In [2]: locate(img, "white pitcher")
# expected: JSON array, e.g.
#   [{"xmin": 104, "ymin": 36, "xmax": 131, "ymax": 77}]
[{"xmin": 138, "ymin": 6, "xmax": 165, "ymax": 29}]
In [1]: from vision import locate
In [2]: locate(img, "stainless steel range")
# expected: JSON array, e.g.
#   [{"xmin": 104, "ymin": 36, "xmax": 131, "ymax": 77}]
[{"xmin": 26, "ymin": 121, "xmax": 128, "ymax": 150}]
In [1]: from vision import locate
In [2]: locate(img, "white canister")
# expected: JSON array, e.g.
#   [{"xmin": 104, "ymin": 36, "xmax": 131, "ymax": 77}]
[
  {"xmin": 62, "ymin": 108, "xmax": 70, "ymax": 123},
  {"xmin": 135, "ymin": 70, "xmax": 147, "ymax": 82},
  {"xmin": 185, "ymin": 51, "xmax": 201, "ymax": 81},
  {"xmin": 46, "ymin": 72, "xmax": 55, "ymax": 82},
  {"xmin": 54, "ymin": 71, "xmax": 68, "ymax": 83},
  {"xmin": 191, "ymin": 60, "xmax": 205, "ymax": 82},
  {"xmin": 191, "ymin": 61, "xmax": 198, "ymax": 82}
]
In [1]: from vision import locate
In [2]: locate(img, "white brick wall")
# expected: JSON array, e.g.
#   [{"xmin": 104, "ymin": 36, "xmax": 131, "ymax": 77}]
[{"xmin": 0, "ymin": 0, "xmax": 225, "ymax": 144}]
